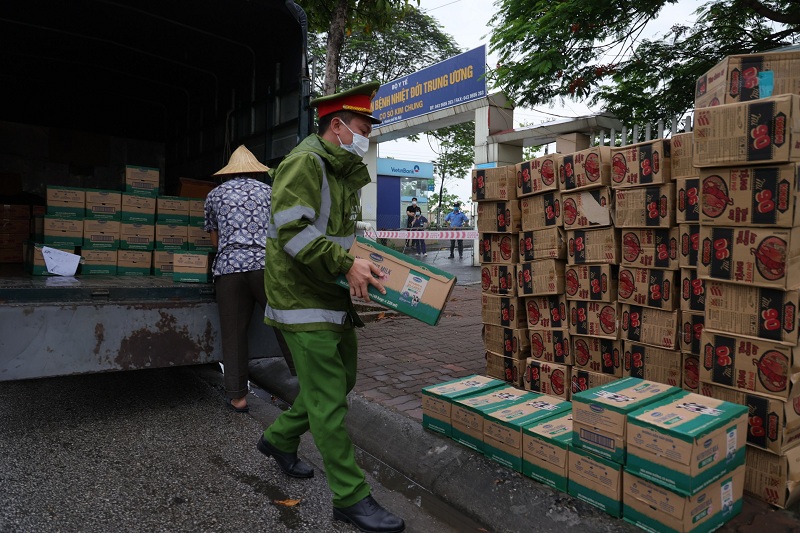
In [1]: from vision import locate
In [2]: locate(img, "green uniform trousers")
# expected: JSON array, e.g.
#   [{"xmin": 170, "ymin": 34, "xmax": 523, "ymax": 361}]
[{"xmin": 263, "ymin": 328, "xmax": 370, "ymax": 508}]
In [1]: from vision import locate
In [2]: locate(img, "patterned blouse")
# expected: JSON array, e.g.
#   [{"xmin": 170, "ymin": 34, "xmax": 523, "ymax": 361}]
[{"xmin": 204, "ymin": 177, "xmax": 270, "ymax": 277}]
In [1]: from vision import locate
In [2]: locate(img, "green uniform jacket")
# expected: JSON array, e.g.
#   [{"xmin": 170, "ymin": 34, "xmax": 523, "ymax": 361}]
[{"xmin": 263, "ymin": 134, "xmax": 370, "ymax": 332}]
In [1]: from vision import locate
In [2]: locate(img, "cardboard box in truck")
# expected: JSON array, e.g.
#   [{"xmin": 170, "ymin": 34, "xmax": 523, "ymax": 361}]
[
  {"xmin": 172, "ymin": 250, "xmax": 210, "ymax": 282},
  {"xmin": 156, "ymin": 196, "xmax": 190, "ymax": 225},
  {"xmin": 518, "ymin": 227, "xmax": 565, "ymax": 261},
  {"xmin": 614, "ymin": 184, "xmax": 675, "ymax": 228},
  {"xmin": 121, "ymin": 193, "xmax": 156, "ymax": 224},
  {"xmin": 421, "ymin": 374, "xmax": 505, "ymax": 437},
  {"xmin": 700, "ymin": 382, "xmax": 800, "ymax": 455},
  {"xmin": 516, "ymin": 154, "xmax": 559, "ymax": 197},
  {"xmin": 80, "ymin": 248, "xmax": 117, "ymax": 275},
  {"xmin": 152, "ymin": 250, "xmax": 174, "ymax": 277},
  {"xmin": 698, "ymin": 225, "xmax": 800, "ymax": 290},
  {"xmin": 700, "ymin": 330, "xmax": 800, "ymax": 400},
  {"xmin": 522, "ymin": 411, "xmax": 573, "ymax": 491},
  {"xmin": 619, "ymin": 304, "xmax": 679, "ymax": 350},
  {"xmin": 704, "ymin": 280, "xmax": 799, "ymax": 346},
  {"xmin": 621, "ymin": 227, "xmax": 679, "ymax": 270},
  {"xmin": 120, "ymin": 222, "xmax": 155, "ymax": 251},
  {"xmin": 155, "ymin": 223, "xmax": 188, "ymax": 250},
  {"xmin": 83, "ymin": 219, "xmax": 120, "ymax": 249},
  {"xmin": 476, "ymin": 200, "xmax": 521, "ymax": 233},
  {"xmin": 571, "ymin": 376, "xmax": 680, "ymax": 463},
  {"xmin": 670, "ymin": 132, "xmax": 699, "ymax": 180},
  {"xmin": 520, "ymin": 191, "xmax": 562, "ymax": 230},
  {"xmin": 479, "ymin": 232, "xmax": 518, "ymax": 264},
  {"xmin": 559, "ymin": 146, "xmax": 612, "ymax": 192},
  {"xmin": 125, "ymin": 165, "xmax": 159, "ymax": 197},
  {"xmin": 627, "ymin": 390, "xmax": 747, "ymax": 495},
  {"xmin": 610, "ymin": 139, "xmax": 671, "ymax": 188},
  {"xmin": 118, "ymin": 250, "xmax": 152, "ymax": 277},
  {"xmin": 529, "ymin": 329, "xmax": 572, "ymax": 365},
  {"xmin": 676, "ymin": 177, "xmax": 700, "ymax": 223},
  {"xmin": 84, "ymin": 189, "xmax": 122, "ymax": 220},
  {"xmin": 698, "ymin": 163, "xmax": 800, "ymax": 227},
  {"xmin": 566, "ymin": 227, "xmax": 620, "ymax": 265},
  {"xmin": 564, "ymin": 264, "xmax": 618, "ymax": 302},
  {"xmin": 561, "ymin": 187, "xmax": 613, "ymax": 230},
  {"xmin": 46, "ymin": 186, "xmax": 85, "ymax": 218},
  {"xmin": 617, "ymin": 266, "xmax": 677, "ymax": 310},
  {"xmin": 693, "ymin": 94, "xmax": 800, "ymax": 167},
  {"xmin": 572, "ymin": 336, "xmax": 622, "ymax": 377},
  {"xmin": 472, "ymin": 165, "xmax": 517, "ymax": 201}
]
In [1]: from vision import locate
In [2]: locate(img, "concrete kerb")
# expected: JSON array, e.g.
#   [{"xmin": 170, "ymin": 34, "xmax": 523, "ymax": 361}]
[{"xmin": 247, "ymin": 357, "xmax": 634, "ymax": 533}]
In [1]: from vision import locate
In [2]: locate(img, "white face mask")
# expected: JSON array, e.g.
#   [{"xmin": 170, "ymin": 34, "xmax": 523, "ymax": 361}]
[{"xmin": 337, "ymin": 121, "xmax": 370, "ymax": 158}]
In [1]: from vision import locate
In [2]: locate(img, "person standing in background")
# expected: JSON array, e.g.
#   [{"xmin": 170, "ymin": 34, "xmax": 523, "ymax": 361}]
[
  {"xmin": 204, "ymin": 145, "xmax": 295, "ymax": 413},
  {"xmin": 405, "ymin": 197, "xmax": 417, "ymax": 249},
  {"xmin": 412, "ymin": 208, "xmax": 428, "ymax": 256},
  {"xmin": 444, "ymin": 201, "xmax": 469, "ymax": 258},
  {"xmin": 258, "ymin": 83, "xmax": 405, "ymax": 533}
]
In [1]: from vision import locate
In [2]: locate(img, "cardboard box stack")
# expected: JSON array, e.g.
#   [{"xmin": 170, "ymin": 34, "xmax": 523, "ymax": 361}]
[
  {"xmin": 473, "ymin": 164, "xmax": 528, "ymax": 386},
  {"xmin": 691, "ymin": 49, "xmax": 800, "ymax": 510},
  {"xmin": 0, "ymin": 204, "xmax": 31, "ymax": 264}
]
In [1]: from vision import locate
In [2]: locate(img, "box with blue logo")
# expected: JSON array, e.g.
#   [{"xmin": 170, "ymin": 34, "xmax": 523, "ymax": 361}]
[
  {"xmin": 626, "ymin": 390, "xmax": 747, "ymax": 496},
  {"xmin": 421, "ymin": 375, "xmax": 505, "ymax": 437},
  {"xmin": 338, "ymin": 236, "xmax": 456, "ymax": 326}
]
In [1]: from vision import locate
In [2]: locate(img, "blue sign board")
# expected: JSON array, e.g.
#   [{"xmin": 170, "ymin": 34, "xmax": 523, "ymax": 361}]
[
  {"xmin": 372, "ymin": 45, "xmax": 487, "ymax": 128},
  {"xmin": 377, "ymin": 158, "xmax": 434, "ymax": 178}
]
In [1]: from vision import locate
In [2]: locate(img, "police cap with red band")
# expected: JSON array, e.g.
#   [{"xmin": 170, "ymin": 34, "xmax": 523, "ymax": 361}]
[{"xmin": 311, "ymin": 82, "xmax": 382, "ymax": 124}]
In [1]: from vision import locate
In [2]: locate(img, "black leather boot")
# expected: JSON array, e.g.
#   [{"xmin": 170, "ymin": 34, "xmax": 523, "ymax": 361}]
[
  {"xmin": 333, "ymin": 495, "xmax": 405, "ymax": 533},
  {"xmin": 257, "ymin": 435, "xmax": 314, "ymax": 478}
]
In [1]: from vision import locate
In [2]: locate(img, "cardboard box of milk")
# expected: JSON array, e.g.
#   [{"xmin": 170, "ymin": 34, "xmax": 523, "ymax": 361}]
[{"xmin": 421, "ymin": 375, "xmax": 505, "ymax": 437}]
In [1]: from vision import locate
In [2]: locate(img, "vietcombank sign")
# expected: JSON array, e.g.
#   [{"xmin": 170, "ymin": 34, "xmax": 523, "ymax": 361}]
[{"xmin": 372, "ymin": 45, "xmax": 487, "ymax": 127}]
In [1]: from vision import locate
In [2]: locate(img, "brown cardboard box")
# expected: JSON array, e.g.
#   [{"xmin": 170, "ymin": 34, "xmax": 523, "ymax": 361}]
[
  {"xmin": 617, "ymin": 266, "xmax": 677, "ymax": 310},
  {"xmin": 680, "ymin": 311, "xmax": 705, "ymax": 356},
  {"xmin": 478, "ymin": 232, "xmax": 518, "ymax": 264},
  {"xmin": 572, "ymin": 336, "xmax": 622, "ymax": 377},
  {"xmin": 529, "ymin": 329, "xmax": 572, "ymax": 365},
  {"xmin": 125, "ymin": 165, "xmax": 159, "ymax": 196},
  {"xmin": 485, "ymin": 352, "xmax": 526, "ymax": 388},
  {"xmin": 698, "ymin": 225, "xmax": 800, "ymax": 290},
  {"xmin": 43, "ymin": 217, "xmax": 83, "ymax": 248},
  {"xmin": 568, "ymin": 300, "xmax": 619, "ymax": 340},
  {"xmin": 682, "ymin": 353, "xmax": 701, "ymax": 393},
  {"xmin": 451, "ymin": 387, "xmax": 533, "ymax": 455},
  {"xmin": 679, "ymin": 267, "xmax": 706, "ymax": 312},
  {"xmin": 84, "ymin": 189, "xmax": 122, "ymax": 220},
  {"xmin": 621, "ymin": 227, "xmax": 679, "ymax": 270},
  {"xmin": 483, "ymin": 324, "xmax": 530, "ymax": 360},
  {"xmin": 480, "ymin": 263, "xmax": 517, "ymax": 296},
  {"xmin": 525, "ymin": 294, "xmax": 568, "ymax": 330},
  {"xmin": 693, "ymin": 94, "xmax": 800, "ymax": 167},
  {"xmin": 516, "ymin": 260, "xmax": 565, "ymax": 296},
  {"xmin": 482, "ymin": 294, "xmax": 527, "ymax": 329},
  {"xmin": 188, "ymin": 225, "xmax": 214, "ymax": 250},
  {"xmin": 118, "ymin": 249, "xmax": 152, "ymax": 276},
  {"xmin": 670, "ymin": 132, "xmax": 699, "ymax": 180},
  {"xmin": 564, "ymin": 264, "xmax": 618, "ymax": 302},
  {"xmin": 745, "ymin": 444, "xmax": 800, "ymax": 509},
  {"xmin": 696, "ymin": 51, "xmax": 800, "ymax": 108},
  {"xmin": 704, "ymin": 281, "xmax": 799, "ymax": 346},
  {"xmin": 610, "ymin": 139, "xmax": 671, "ymax": 188},
  {"xmin": 678, "ymin": 224, "xmax": 700, "ymax": 268},
  {"xmin": 559, "ymin": 146, "xmax": 612, "ymax": 192},
  {"xmin": 421, "ymin": 375, "xmax": 505, "ymax": 437},
  {"xmin": 561, "ymin": 188, "xmax": 613, "ymax": 229},
  {"xmin": 483, "ymin": 394, "xmax": 572, "ymax": 472},
  {"xmin": 522, "ymin": 411, "xmax": 572, "ymax": 492},
  {"xmin": 572, "ymin": 377, "xmax": 682, "ymax": 464},
  {"xmin": 83, "ymin": 219, "xmax": 120, "ymax": 249},
  {"xmin": 121, "ymin": 193, "xmax": 157, "ymax": 224},
  {"xmin": 152, "ymin": 250, "xmax": 174, "ymax": 277},
  {"xmin": 568, "ymin": 445, "xmax": 624, "ymax": 517},
  {"xmin": 156, "ymin": 196, "xmax": 190, "ymax": 225},
  {"xmin": 0, "ymin": 204, "xmax": 30, "ymax": 220},
  {"xmin": 614, "ymin": 184, "xmax": 675, "ymax": 228},
  {"xmin": 623, "ymin": 467, "xmax": 745, "ymax": 533},
  {"xmin": 476, "ymin": 200, "xmax": 521, "ymax": 233},
  {"xmin": 179, "ymin": 178, "xmax": 215, "ymax": 199},
  {"xmin": 523, "ymin": 359, "xmax": 571, "ymax": 400},
  {"xmin": 120, "ymin": 222, "xmax": 155, "ymax": 250},
  {"xmin": 623, "ymin": 341, "xmax": 681, "ymax": 387},
  {"xmin": 520, "ymin": 192, "xmax": 562, "ymax": 230},
  {"xmin": 46, "ymin": 186, "xmax": 85, "ymax": 218},
  {"xmin": 627, "ymin": 391, "xmax": 747, "ymax": 496},
  {"xmin": 698, "ymin": 164, "xmax": 800, "ymax": 227},
  {"xmin": 516, "ymin": 155, "xmax": 559, "ymax": 197},
  {"xmin": 566, "ymin": 227, "xmax": 621, "ymax": 265},
  {"xmin": 472, "ymin": 165, "xmax": 517, "ymax": 201},
  {"xmin": 27, "ymin": 243, "xmax": 75, "ymax": 275},
  {"xmin": 619, "ymin": 304, "xmax": 679, "ymax": 349},
  {"xmin": 518, "ymin": 227, "xmax": 565, "ymax": 261},
  {"xmin": 80, "ymin": 248, "xmax": 117, "ymax": 275},
  {"xmin": 675, "ymin": 177, "xmax": 700, "ymax": 223},
  {"xmin": 701, "ymin": 382, "xmax": 800, "ymax": 455},
  {"xmin": 700, "ymin": 330, "xmax": 800, "ymax": 400},
  {"xmin": 342, "ymin": 237, "xmax": 456, "ymax": 326},
  {"xmin": 155, "ymin": 223, "xmax": 189, "ymax": 250},
  {"xmin": 570, "ymin": 369, "xmax": 618, "ymax": 395},
  {"xmin": 172, "ymin": 250, "xmax": 211, "ymax": 282}
]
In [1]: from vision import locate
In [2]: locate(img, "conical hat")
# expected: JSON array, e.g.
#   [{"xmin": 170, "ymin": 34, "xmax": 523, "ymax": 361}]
[{"xmin": 214, "ymin": 145, "xmax": 270, "ymax": 175}]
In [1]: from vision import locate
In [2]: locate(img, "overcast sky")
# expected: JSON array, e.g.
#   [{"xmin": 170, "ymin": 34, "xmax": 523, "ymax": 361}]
[{"xmin": 376, "ymin": 0, "xmax": 702, "ymax": 203}]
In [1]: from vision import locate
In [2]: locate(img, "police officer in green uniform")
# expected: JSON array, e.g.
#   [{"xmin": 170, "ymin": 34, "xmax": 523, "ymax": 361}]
[{"xmin": 257, "ymin": 83, "xmax": 405, "ymax": 533}]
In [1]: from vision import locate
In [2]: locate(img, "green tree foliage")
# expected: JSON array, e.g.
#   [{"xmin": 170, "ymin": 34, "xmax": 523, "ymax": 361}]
[
  {"xmin": 303, "ymin": 0, "xmax": 420, "ymax": 94},
  {"xmin": 429, "ymin": 122, "xmax": 475, "ymax": 225},
  {"xmin": 308, "ymin": 5, "xmax": 461, "ymax": 93},
  {"xmin": 488, "ymin": 0, "xmax": 800, "ymax": 124}
]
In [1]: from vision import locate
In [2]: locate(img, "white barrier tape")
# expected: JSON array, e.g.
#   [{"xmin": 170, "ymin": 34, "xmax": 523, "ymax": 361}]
[{"xmin": 372, "ymin": 230, "xmax": 479, "ymax": 240}]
